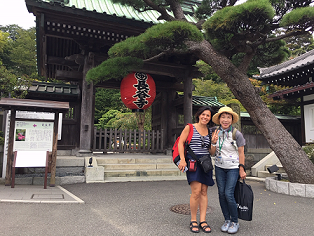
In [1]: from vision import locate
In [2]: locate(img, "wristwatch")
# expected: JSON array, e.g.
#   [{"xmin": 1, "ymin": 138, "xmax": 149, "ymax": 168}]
[
  {"xmin": 212, "ymin": 143, "xmax": 217, "ymax": 147},
  {"xmin": 238, "ymin": 164, "xmax": 245, "ymax": 170}
]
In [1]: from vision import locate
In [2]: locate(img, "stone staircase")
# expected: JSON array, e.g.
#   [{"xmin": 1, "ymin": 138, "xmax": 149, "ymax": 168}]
[
  {"xmin": 257, "ymin": 162, "xmax": 286, "ymax": 178},
  {"xmin": 251, "ymin": 151, "xmax": 287, "ymax": 178},
  {"xmin": 94, "ymin": 154, "xmax": 186, "ymax": 182}
]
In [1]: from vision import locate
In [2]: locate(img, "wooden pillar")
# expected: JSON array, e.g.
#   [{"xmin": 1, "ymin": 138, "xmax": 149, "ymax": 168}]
[
  {"xmin": 160, "ymin": 90, "xmax": 168, "ymax": 146},
  {"xmin": 183, "ymin": 75, "xmax": 193, "ymax": 125},
  {"xmin": 50, "ymin": 111, "xmax": 59, "ymax": 187},
  {"xmin": 4, "ymin": 109, "xmax": 16, "ymax": 186},
  {"xmin": 78, "ymin": 52, "xmax": 94, "ymax": 156},
  {"xmin": 301, "ymin": 97, "xmax": 305, "ymax": 145},
  {"xmin": 167, "ymin": 90, "xmax": 177, "ymax": 148}
]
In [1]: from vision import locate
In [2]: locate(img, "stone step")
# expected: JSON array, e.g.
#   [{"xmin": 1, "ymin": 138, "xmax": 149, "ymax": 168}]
[
  {"xmin": 104, "ymin": 168, "xmax": 185, "ymax": 178},
  {"xmin": 103, "ymin": 175, "xmax": 187, "ymax": 183},
  {"xmin": 257, "ymin": 170, "xmax": 287, "ymax": 178},
  {"xmin": 94, "ymin": 155, "xmax": 183, "ymax": 182},
  {"xmin": 96, "ymin": 157, "xmax": 173, "ymax": 165},
  {"xmin": 101, "ymin": 163, "xmax": 175, "ymax": 170}
]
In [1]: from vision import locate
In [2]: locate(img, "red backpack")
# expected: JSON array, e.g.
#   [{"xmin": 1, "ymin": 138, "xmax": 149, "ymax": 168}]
[{"xmin": 172, "ymin": 123, "xmax": 194, "ymax": 165}]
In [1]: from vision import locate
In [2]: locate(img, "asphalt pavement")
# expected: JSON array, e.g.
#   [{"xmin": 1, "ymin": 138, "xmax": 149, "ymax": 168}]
[{"xmin": 1, "ymin": 179, "xmax": 314, "ymax": 236}]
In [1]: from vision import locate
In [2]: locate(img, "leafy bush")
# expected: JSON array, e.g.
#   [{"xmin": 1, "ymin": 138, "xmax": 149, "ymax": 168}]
[
  {"xmin": 0, "ymin": 131, "xmax": 4, "ymax": 145},
  {"xmin": 302, "ymin": 145, "xmax": 314, "ymax": 164}
]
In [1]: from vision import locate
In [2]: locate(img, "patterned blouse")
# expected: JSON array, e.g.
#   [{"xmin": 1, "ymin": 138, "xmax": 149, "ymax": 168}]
[{"xmin": 188, "ymin": 125, "xmax": 211, "ymax": 156}]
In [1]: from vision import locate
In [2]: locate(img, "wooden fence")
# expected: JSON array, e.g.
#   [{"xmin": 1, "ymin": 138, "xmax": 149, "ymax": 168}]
[{"xmin": 93, "ymin": 128, "xmax": 164, "ymax": 153}]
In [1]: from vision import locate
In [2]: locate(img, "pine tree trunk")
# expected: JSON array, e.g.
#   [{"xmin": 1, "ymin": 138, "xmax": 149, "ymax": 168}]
[{"xmin": 190, "ymin": 40, "xmax": 314, "ymax": 184}]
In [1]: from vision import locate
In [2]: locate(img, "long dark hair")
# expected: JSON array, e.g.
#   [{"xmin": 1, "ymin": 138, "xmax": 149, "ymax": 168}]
[{"xmin": 195, "ymin": 106, "xmax": 213, "ymax": 123}]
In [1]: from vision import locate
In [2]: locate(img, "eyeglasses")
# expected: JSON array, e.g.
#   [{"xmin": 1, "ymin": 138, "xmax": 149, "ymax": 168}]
[{"xmin": 200, "ymin": 136, "xmax": 206, "ymax": 148}]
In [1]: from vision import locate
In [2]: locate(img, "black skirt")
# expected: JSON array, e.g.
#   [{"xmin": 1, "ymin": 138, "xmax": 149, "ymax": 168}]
[{"xmin": 186, "ymin": 153, "xmax": 215, "ymax": 186}]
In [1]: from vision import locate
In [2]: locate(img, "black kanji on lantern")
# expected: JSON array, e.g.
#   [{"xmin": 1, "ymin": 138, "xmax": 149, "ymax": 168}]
[{"xmin": 132, "ymin": 72, "xmax": 151, "ymax": 109}]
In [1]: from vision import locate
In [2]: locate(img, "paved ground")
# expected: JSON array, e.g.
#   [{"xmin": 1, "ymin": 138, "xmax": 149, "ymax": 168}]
[
  {"xmin": 0, "ymin": 184, "xmax": 84, "ymax": 203},
  {"xmin": 1, "ymin": 179, "xmax": 314, "ymax": 236}
]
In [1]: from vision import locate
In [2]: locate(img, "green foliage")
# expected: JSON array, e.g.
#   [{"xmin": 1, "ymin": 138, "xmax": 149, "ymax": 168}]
[
  {"xmin": 192, "ymin": 75, "xmax": 300, "ymax": 116},
  {"xmin": 86, "ymin": 56, "xmax": 143, "ymax": 84},
  {"xmin": 0, "ymin": 26, "xmax": 37, "ymax": 77},
  {"xmin": 195, "ymin": 0, "xmax": 222, "ymax": 20},
  {"xmin": 0, "ymin": 31, "xmax": 9, "ymax": 54},
  {"xmin": 0, "ymin": 64, "xmax": 32, "ymax": 98},
  {"xmin": 9, "ymin": 27, "xmax": 37, "ymax": 76},
  {"xmin": 196, "ymin": 60, "xmax": 222, "ymax": 82},
  {"xmin": 97, "ymin": 109, "xmax": 152, "ymax": 130},
  {"xmin": 203, "ymin": 0, "xmax": 274, "ymax": 51},
  {"xmin": 0, "ymin": 131, "xmax": 4, "ymax": 145},
  {"xmin": 302, "ymin": 145, "xmax": 314, "ymax": 164},
  {"xmin": 109, "ymin": 21, "xmax": 203, "ymax": 58},
  {"xmin": 192, "ymin": 78, "xmax": 247, "ymax": 110},
  {"xmin": 280, "ymin": 7, "xmax": 314, "ymax": 28},
  {"xmin": 87, "ymin": 21, "xmax": 203, "ymax": 84},
  {"xmin": 284, "ymin": 33, "xmax": 314, "ymax": 57},
  {"xmin": 98, "ymin": 110, "xmax": 121, "ymax": 128},
  {"xmin": 94, "ymin": 88, "xmax": 126, "ymax": 123},
  {"xmin": 140, "ymin": 21, "xmax": 203, "ymax": 48},
  {"xmin": 232, "ymin": 38, "xmax": 290, "ymax": 77}
]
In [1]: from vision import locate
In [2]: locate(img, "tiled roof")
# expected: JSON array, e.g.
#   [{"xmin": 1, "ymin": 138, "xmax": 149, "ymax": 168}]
[
  {"xmin": 269, "ymin": 81, "xmax": 314, "ymax": 100},
  {"xmin": 177, "ymin": 95, "xmax": 225, "ymax": 107},
  {"xmin": 255, "ymin": 49, "xmax": 314, "ymax": 80},
  {"xmin": 36, "ymin": 0, "xmax": 198, "ymax": 24},
  {"xmin": 192, "ymin": 95, "xmax": 225, "ymax": 107},
  {"xmin": 240, "ymin": 112, "xmax": 300, "ymax": 120},
  {"xmin": 27, "ymin": 81, "xmax": 80, "ymax": 97}
]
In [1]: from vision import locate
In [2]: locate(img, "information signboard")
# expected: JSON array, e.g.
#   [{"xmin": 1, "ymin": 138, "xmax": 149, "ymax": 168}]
[{"xmin": 14, "ymin": 121, "xmax": 54, "ymax": 151}]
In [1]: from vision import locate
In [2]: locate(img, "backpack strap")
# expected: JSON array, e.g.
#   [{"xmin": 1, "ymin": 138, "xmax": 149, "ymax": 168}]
[
  {"xmin": 185, "ymin": 123, "xmax": 197, "ymax": 160},
  {"xmin": 186, "ymin": 124, "xmax": 212, "ymax": 159},
  {"xmin": 186, "ymin": 123, "xmax": 194, "ymax": 145},
  {"xmin": 216, "ymin": 125, "xmax": 237, "ymax": 140},
  {"xmin": 232, "ymin": 127, "xmax": 237, "ymax": 141}
]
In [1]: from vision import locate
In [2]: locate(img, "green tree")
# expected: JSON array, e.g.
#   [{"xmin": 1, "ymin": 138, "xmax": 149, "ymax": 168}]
[
  {"xmin": 86, "ymin": 0, "xmax": 314, "ymax": 184},
  {"xmin": 0, "ymin": 25, "xmax": 37, "ymax": 76},
  {"xmin": 98, "ymin": 110, "xmax": 121, "ymax": 128},
  {"xmin": 0, "ymin": 30, "xmax": 32, "ymax": 98},
  {"xmin": 284, "ymin": 33, "xmax": 314, "ymax": 57},
  {"xmin": 94, "ymin": 88, "xmax": 126, "ymax": 123},
  {"xmin": 98, "ymin": 109, "xmax": 152, "ymax": 130}
]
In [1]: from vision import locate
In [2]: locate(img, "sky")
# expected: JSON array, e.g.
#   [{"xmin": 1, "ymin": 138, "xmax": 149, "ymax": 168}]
[{"xmin": 0, "ymin": 0, "xmax": 36, "ymax": 29}]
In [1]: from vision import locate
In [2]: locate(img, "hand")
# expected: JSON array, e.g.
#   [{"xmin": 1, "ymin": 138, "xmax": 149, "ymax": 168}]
[
  {"xmin": 212, "ymin": 129, "xmax": 219, "ymax": 144},
  {"xmin": 239, "ymin": 168, "xmax": 247, "ymax": 179},
  {"xmin": 178, "ymin": 160, "xmax": 187, "ymax": 172}
]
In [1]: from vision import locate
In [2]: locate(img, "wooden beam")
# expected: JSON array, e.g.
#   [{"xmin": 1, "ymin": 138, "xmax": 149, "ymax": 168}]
[
  {"xmin": 141, "ymin": 62, "xmax": 202, "ymax": 78},
  {"xmin": 50, "ymin": 111, "xmax": 59, "ymax": 187},
  {"xmin": 5, "ymin": 109, "xmax": 16, "ymax": 186},
  {"xmin": 56, "ymin": 70, "xmax": 83, "ymax": 80},
  {"xmin": 95, "ymin": 79, "xmax": 193, "ymax": 92},
  {"xmin": 47, "ymin": 56, "xmax": 80, "ymax": 67},
  {"xmin": 173, "ymin": 96, "xmax": 185, "ymax": 107}
]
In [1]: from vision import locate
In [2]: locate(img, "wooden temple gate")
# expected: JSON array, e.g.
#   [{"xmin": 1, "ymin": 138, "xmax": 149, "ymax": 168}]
[{"xmin": 24, "ymin": 0, "xmax": 205, "ymax": 156}]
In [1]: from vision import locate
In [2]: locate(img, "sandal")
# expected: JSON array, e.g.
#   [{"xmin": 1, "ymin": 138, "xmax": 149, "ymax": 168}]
[
  {"xmin": 190, "ymin": 221, "xmax": 200, "ymax": 233},
  {"xmin": 199, "ymin": 221, "xmax": 211, "ymax": 233}
]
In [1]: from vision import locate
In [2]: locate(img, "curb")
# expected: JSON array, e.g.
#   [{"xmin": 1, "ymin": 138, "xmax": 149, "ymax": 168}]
[{"xmin": 265, "ymin": 177, "xmax": 314, "ymax": 198}]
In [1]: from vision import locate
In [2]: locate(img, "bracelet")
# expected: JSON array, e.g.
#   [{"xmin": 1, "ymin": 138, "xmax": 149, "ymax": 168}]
[{"xmin": 211, "ymin": 143, "xmax": 216, "ymax": 147}]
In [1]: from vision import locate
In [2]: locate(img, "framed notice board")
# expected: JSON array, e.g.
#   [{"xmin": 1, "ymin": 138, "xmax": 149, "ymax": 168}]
[{"xmin": 14, "ymin": 120, "xmax": 54, "ymax": 152}]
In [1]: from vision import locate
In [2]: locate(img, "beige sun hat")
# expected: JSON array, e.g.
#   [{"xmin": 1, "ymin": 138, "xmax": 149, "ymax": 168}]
[{"xmin": 212, "ymin": 106, "xmax": 239, "ymax": 125}]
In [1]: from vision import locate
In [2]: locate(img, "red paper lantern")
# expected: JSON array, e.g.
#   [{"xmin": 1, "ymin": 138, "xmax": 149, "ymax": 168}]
[{"xmin": 120, "ymin": 72, "xmax": 156, "ymax": 111}]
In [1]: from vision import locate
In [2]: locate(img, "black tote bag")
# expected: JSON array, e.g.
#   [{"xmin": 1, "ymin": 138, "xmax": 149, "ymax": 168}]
[{"xmin": 234, "ymin": 179, "xmax": 254, "ymax": 221}]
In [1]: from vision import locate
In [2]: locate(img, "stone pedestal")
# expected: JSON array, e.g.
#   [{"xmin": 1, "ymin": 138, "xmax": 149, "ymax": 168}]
[{"xmin": 84, "ymin": 157, "xmax": 104, "ymax": 183}]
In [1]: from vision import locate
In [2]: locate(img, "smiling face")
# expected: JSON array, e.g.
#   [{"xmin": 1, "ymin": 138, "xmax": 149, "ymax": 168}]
[
  {"xmin": 198, "ymin": 110, "xmax": 211, "ymax": 125},
  {"xmin": 219, "ymin": 112, "xmax": 233, "ymax": 129}
]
